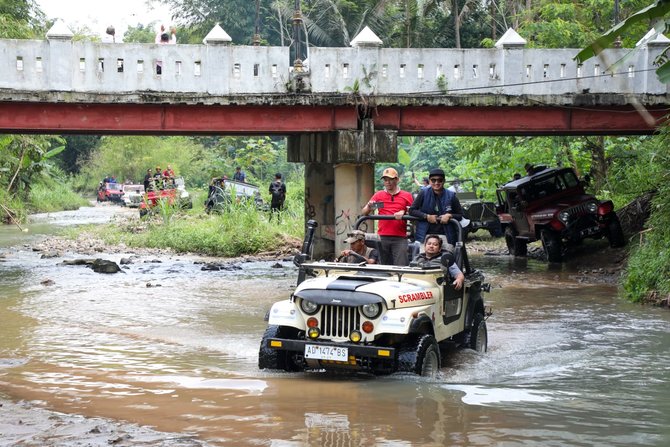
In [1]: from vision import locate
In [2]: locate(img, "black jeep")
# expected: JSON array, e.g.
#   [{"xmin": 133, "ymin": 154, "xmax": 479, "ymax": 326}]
[
  {"xmin": 496, "ymin": 167, "xmax": 625, "ymax": 262},
  {"xmin": 447, "ymin": 179, "xmax": 502, "ymax": 238}
]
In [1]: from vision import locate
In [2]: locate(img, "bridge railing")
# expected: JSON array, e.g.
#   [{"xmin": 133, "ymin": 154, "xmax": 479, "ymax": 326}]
[{"xmin": 0, "ymin": 38, "xmax": 667, "ymax": 100}]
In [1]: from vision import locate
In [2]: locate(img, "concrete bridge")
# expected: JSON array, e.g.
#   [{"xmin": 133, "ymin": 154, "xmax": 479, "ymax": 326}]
[{"xmin": 1, "ymin": 22, "xmax": 669, "ymax": 256}]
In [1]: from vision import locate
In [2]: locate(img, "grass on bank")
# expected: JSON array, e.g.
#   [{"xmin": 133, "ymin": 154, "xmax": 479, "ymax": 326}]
[
  {"xmin": 1, "ymin": 176, "xmax": 88, "ymax": 224},
  {"xmin": 88, "ymin": 193, "xmax": 304, "ymax": 257},
  {"xmin": 29, "ymin": 180, "xmax": 89, "ymax": 213}
]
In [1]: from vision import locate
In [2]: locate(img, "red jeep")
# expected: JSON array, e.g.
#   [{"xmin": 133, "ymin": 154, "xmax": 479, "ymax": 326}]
[
  {"xmin": 96, "ymin": 182, "xmax": 124, "ymax": 203},
  {"xmin": 496, "ymin": 167, "xmax": 625, "ymax": 262}
]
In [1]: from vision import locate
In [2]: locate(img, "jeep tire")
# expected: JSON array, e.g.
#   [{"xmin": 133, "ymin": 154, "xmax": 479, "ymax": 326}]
[
  {"xmin": 397, "ymin": 334, "xmax": 440, "ymax": 377},
  {"xmin": 461, "ymin": 313, "xmax": 488, "ymax": 352},
  {"xmin": 505, "ymin": 227, "xmax": 527, "ymax": 257},
  {"xmin": 488, "ymin": 221, "xmax": 504, "ymax": 238},
  {"xmin": 607, "ymin": 215, "xmax": 626, "ymax": 248},
  {"xmin": 541, "ymin": 229, "xmax": 562, "ymax": 263},
  {"xmin": 258, "ymin": 325, "xmax": 301, "ymax": 372}
]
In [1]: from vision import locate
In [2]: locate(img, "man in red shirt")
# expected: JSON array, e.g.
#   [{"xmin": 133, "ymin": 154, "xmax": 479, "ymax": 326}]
[{"xmin": 361, "ymin": 167, "xmax": 414, "ymax": 265}]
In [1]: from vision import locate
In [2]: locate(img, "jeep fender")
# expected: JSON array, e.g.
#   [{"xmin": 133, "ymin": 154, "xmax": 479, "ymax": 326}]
[
  {"xmin": 376, "ymin": 306, "xmax": 433, "ymax": 335},
  {"xmin": 266, "ymin": 300, "xmax": 306, "ymax": 331}
]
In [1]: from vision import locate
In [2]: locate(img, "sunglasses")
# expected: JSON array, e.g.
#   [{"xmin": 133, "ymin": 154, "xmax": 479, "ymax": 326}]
[{"xmin": 429, "ymin": 178, "xmax": 444, "ymax": 183}]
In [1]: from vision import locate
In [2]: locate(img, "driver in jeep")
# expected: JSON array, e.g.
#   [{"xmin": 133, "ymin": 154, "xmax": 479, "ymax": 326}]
[{"xmin": 336, "ymin": 229, "xmax": 378, "ymax": 264}]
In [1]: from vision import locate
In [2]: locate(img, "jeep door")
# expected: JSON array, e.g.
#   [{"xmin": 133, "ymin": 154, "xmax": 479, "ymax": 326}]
[
  {"xmin": 443, "ymin": 279, "xmax": 464, "ymax": 325},
  {"xmin": 507, "ymin": 190, "xmax": 531, "ymax": 235}
]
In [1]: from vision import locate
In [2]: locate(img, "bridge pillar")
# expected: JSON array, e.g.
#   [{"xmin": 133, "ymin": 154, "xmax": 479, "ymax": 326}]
[{"xmin": 288, "ymin": 121, "xmax": 397, "ymax": 259}]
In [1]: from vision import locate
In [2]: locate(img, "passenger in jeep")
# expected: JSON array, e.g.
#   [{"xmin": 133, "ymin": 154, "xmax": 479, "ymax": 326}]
[
  {"xmin": 336, "ymin": 230, "xmax": 378, "ymax": 264},
  {"xmin": 409, "ymin": 168, "xmax": 464, "ymax": 245},
  {"xmin": 361, "ymin": 167, "xmax": 414, "ymax": 266},
  {"xmin": 411, "ymin": 234, "xmax": 464, "ymax": 289}
]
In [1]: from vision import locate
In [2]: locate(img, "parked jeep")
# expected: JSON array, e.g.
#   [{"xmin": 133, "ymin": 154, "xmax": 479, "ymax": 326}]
[
  {"xmin": 204, "ymin": 179, "xmax": 266, "ymax": 213},
  {"xmin": 121, "ymin": 184, "xmax": 144, "ymax": 208},
  {"xmin": 496, "ymin": 166, "xmax": 625, "ymax": 263},
  {"xmin": 447, "ymin": 179, "xmax": 502, "ymax": 238},
  {"xmin": 259, "ymin": 217, "xmax": 490, "ymax": 377}
]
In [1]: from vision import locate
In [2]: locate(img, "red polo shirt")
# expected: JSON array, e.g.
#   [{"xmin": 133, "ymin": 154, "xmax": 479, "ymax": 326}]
[{"xmin": 369, "ymin": 189, "xmax": 414, "ymax": 237}]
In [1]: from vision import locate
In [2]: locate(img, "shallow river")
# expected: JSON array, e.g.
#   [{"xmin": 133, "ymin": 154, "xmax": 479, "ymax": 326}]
[{"xmin": 1, "ymin": 206, "xmax": 669, "ymax": 446}]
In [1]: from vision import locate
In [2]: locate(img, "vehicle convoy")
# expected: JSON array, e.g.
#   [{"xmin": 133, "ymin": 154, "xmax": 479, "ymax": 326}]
[
  {"xmin": 496, "ymin": 166, "xmax": 626, "ymax": 263},
  {"xmin": 96, "ymin": 182, "xmax": 124, "ymax": 203},
  {"xmin": 259, "ymin": 217, "xmax": 490, "ymax": 377},
  {"xmin": 139, "ymin": 176, "xmax": 192, "ymax": 217},
  {"xmin": 121, "ymin": 184, "xmax": 144, "ymax": 208},
  {"xmin": 447, "ymin": 179, "xmax": 502, "ymax": 238},
  {"xmin": 204, "ymin": 179, "xmax": 266, "ymax": 213}
]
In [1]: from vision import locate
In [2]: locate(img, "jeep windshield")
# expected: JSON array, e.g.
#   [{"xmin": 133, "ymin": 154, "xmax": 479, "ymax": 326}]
[{"xmin": 520, "ymin": 169, "xmax": 580, "ymax": 202}]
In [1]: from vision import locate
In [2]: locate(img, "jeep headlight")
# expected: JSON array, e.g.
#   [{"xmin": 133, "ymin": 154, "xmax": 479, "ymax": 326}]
[
  {"xmin": 361, "ymin": 303, "xmax": 382, "ymax": 319},
  {"xmin": 587, "ymin": 202, "xmax": 597, "ymax": 213},
  {"xmin": 558, "ymin": 211, "xmax": 570, "ymax": 223},
  {"xmin": 299, "ymin": 299, "xmax": 319, "ymax": 315}
]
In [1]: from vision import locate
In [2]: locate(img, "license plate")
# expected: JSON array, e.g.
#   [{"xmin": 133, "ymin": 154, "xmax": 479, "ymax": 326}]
[
  {"xmin": 579, "ymin": 226, "xmax": 600, "ymax": 237},
  {"xmin": 304, "ymin": 344, "xmax": 348, "ymax": 361}
]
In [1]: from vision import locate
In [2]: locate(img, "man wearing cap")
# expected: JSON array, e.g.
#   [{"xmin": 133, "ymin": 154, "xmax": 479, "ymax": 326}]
[
  {"xmin": 337, "ymin": 230, "xmax": 378, "ymax": 264},
  {"xmin": 361, "ymin": 167, "xmax": 414, "ymax": 266},
  {"xmin": 409, "ymin": 168, "xmax": 464, "ymax": 246}
]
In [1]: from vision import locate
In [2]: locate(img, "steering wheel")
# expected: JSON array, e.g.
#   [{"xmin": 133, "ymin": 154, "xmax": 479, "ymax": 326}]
[{"xmin": 336, "ymin": 251, "xmax": 367, "ymax": 263}]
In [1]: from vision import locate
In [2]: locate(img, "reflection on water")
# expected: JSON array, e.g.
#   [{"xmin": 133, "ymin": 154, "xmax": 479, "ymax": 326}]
[{"xmin": 1, "ymin": 207, "xmax": 669, "ymax": 446}]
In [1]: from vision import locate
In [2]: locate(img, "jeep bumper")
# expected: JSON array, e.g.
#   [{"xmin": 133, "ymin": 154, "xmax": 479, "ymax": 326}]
[{"xmin": 266, "ymin": 338, "xmax": 395, "ymax": 360}]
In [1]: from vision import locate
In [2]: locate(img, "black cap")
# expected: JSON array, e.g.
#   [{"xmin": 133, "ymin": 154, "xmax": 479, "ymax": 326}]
[{"xmin": 428, "ymin": 168, "xmax": 445, "ymax": 178}]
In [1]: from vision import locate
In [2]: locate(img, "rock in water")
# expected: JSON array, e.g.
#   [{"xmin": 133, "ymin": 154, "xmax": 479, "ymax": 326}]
[{"xmin": 90, "ymin": 259, "xmax": 122, "ymax": 274}]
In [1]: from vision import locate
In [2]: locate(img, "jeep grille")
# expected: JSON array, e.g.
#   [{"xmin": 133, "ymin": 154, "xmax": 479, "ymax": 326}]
[
  {"xmin": 320, "ymin": 305, "xmax": 361, "ymax": 338},
  {"xmin": 565, "ymin": 202, "xmax": 595, "ymax": 220}
]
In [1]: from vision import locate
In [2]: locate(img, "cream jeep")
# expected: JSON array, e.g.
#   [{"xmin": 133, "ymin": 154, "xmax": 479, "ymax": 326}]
[{"xmin": 259, "ymin": 217, "xmax": 490, "ymax": 376}]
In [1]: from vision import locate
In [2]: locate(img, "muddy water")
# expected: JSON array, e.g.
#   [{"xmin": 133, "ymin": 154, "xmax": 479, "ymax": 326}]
[{"xmin": 1, "ymin": 206, "xmax": 669, "ymax": 446}]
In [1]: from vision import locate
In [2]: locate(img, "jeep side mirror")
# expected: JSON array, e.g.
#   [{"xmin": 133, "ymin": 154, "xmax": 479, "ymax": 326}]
[{"xmin": 441, "ymin": 252, "xmax": 455, "ymax": 269}]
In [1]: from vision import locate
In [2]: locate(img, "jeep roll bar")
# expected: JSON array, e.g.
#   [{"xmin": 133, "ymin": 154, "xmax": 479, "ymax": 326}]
[{"xmin": 352, "ymin": 215, "xmax": 472, "ymax": 275}]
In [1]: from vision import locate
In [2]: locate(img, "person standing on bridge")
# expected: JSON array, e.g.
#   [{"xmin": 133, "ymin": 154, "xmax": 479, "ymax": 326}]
[
  {"xmin": 409, "ymin": 168, "xmax": 464, "ymax": 246},
  {"xmin": 361, "ymin": 167, "xmax": 414, "ymax": 266}
]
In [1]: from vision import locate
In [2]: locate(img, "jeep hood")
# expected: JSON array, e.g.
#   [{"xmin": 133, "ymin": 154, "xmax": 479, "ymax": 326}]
[{"xmin": 295, "ymin": 275, "xmax": 438, "ymax": 308}]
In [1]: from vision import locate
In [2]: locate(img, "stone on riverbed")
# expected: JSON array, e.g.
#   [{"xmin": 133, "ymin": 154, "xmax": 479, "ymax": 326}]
[
  {"xmin": 60, "ymin": 258, "xmax": 123, "ymax": 274},
  {"xmin": 90, "ymin": 259, "xmax": 123, "ymax": 274}
]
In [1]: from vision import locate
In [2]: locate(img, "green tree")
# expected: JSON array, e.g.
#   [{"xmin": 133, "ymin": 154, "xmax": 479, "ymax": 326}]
[
  {"xmin": 0, "ymin": 134, "xmax": 65, "ymax": 196},
  {"xmin": 124, "ymin": 22, "xmax": 160, "ymax": 43},
  {"xmin": 0, "ymin": 0, "xmax": 45, "ymax": 38}
]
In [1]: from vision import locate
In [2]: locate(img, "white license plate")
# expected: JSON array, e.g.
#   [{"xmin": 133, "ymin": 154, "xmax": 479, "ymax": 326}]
[{"xmin": 304, "ymin": 344, "xmax": 348, "ymax": 361}]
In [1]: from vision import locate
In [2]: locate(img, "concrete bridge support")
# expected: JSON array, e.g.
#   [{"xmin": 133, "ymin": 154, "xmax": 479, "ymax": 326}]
[{"xmin": 288, "ymin": 120, "xmax": 397, "ymax": 259}]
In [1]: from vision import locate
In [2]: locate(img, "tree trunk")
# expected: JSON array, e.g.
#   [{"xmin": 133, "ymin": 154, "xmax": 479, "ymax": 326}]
[
  {"xmin": 588, "ymin": 136, "xmax": 608, "ymax": 192},
  {"xmin": 7, "ymin": 145, "xmax": 26, "ymax": 194},
  {"xmin": 453, "ymin": 0, "xmax": 461, "ymax": 49}
]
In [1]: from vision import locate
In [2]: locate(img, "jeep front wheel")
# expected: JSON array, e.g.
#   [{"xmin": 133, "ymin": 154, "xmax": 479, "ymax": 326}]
[
  {"xmin": 397, "ymin": 334, "xmax": 440, "ymax": 377},
  {"xmin": 541, "ymin": 229, "xmax": 562, "ymax": 263},
  {"xmin": 505, "ymin": 227, "xmax": 527, "ymax": 257},
  {"xmin": 258, "ymin": 325, "xmax": 301, "ymax": 372},
  {"xmin": 607, "ymin": 215, "xmax": 626, "ymax": 248}
]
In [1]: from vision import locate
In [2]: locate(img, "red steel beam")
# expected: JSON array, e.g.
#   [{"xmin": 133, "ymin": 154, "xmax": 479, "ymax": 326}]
[
  {"xmin": 0, "ymin": 103, "xmax": 358, "ymax": 134},
  {"xmin": 375, "ymin": 106, "xmax": 669, "ymax": 135},
  {"xmin": 0, "ymin": 102, "xmax": 666, "ymax": 135}
]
